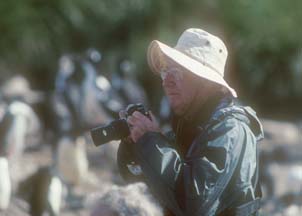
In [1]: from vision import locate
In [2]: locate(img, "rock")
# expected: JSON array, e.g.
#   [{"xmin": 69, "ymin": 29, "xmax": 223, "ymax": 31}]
[
  {"xmin": 1, "ymin": 198, "xmax": 30, "ymax": 216},
  {"xmin": 264, "ymin": 163, "xmax": 302, "ymax": 197},
  {"xmin": 259, "ymin": 119, "xmax": 302, "ymax": 200},
  {"xmin": 260, "ymin": 119, "xmax": 302, "ymax": 162},
  {"xmin": 89, "ymin": 183, "xmax": 163, "ymax": 216}
]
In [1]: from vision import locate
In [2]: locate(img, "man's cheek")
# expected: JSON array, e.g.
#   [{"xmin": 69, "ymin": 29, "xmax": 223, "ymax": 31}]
[{"xmin": 170, "ymin": 97, "xmax": 183, "ymax": 109}]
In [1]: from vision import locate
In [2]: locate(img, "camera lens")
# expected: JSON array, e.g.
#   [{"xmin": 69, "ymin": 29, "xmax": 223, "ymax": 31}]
[
  {"xmin": 90, "ymin": 119, "xmax": 130, "ymax": 146},
  {"xmin": 90, "ymin": 104, "xmax": 149, "ymax": 147}
]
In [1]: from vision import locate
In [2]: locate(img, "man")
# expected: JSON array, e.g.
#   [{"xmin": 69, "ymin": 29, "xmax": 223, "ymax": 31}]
[{"xmin": 117, "ymin": 28, "xmax": 263, "ymax": 216}]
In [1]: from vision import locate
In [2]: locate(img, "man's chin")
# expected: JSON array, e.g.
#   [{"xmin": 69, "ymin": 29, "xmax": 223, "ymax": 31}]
[{"xmin": 171, "ymin": 106, "xmax": 185, "ymax": 116}]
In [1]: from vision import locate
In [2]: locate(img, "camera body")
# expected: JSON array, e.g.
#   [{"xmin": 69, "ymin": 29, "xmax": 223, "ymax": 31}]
[{"xmin": 90, "ymin": 104, "xmax": 150, "ymax": 146}]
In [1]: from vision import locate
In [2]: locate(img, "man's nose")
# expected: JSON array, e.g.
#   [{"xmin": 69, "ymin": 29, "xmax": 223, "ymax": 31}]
[
  {"xmin": 161, "ymin": 72, "xmax": 173, "ymax": 85},
  {"xmin": 162, "ymin": 77, "xmax": 170, "ymax": 88}
]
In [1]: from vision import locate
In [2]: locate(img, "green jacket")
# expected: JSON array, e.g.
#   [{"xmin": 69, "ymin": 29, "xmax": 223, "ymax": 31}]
[{"xmin": 118, "ymin": 98, "xmax": 264, "ymax": 216}]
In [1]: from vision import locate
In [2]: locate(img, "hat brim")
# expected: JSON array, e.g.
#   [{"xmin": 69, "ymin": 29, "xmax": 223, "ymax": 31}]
[{"xmin": 147, "ymin": 40, "xmax": 237, "ymax": 97}]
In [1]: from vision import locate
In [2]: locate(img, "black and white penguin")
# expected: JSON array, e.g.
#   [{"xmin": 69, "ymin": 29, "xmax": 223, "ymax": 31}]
[
  {"xmin": 6, "ymin": 101, "xmax": 40, "ymax": 158},
  {"xmin": 57, "ymin": 135, "xmax": 88, "ymax": 189},
  {"xmin": 0, "ymin": 156, "xmax": 11, "ymax": 211},
  {"xmin": 0, "ymin": 100, "xmax": 35, "ymax": 211},
  {"xmin": 0, "ymin": 97, "xmax": 41, "ymax": 212},
  {"xmin": 111, "ymin": 59, "xmax": 149, "ymax": 106},
  {"xmin": 18, "ymin": 166, "xmax": 63, "ymax": 216},
  {"xmin": 80, "ymin": 59, "xmax": 113, "ymax": 127}
]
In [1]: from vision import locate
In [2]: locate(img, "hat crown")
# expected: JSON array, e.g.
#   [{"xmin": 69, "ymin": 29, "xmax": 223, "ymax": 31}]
[
  {"xmin": 175, "ymin": 28, "xmax": 228, "ymax": 77},
  {"xmin": 146, "ymin": 28, "xmax": 237, "ymax": 97}
]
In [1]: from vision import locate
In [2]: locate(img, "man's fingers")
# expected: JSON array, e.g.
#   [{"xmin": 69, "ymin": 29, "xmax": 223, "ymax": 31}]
[
  {"xmin": 132, "ymin": 126, "xmax": 143, "ymax": 136},
  {"xmin": 130, "ymin": 126, "xmax": 144, "ymax": 142},
  {"xmin": 132, "ymin": 111, "xmax": 148, "ymax": 120},
  {"xmin": 127, "ymin": 116, "xmax": 136, "ymax": 126},
  {"xmin": 127, "ymin": 116, "xmax": 145, "ymax": 128},
  {"xmin": 119, "ymin": 110, "xmax": 127, "ymax": 118},
  {"xmin": 149, "ymin": 111, "xmax": 157, "ymax": 123},
  {"xmin": 129, "ymin": 111, "xmax": 149, "ymax": 125},
  {"xmin": 127, "ymin": 110, "xmax": 161, "ymax": 142}
]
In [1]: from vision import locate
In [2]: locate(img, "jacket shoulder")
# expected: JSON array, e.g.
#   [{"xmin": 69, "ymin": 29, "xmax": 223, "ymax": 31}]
[{"xmin": 205, "ymin": 103, "xmax": 264, "ymax": 142}]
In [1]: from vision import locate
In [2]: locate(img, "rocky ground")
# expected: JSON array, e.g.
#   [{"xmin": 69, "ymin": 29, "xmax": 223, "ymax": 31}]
[
  {"xmin": 1, "ymin": 119, "xmax": 302, "ymax": 216},
  {"xmin": 3, "ymin": 134, "xmax": 124, "ymax": 216},
  {"xmin": 258, "ymin": 119, "xmax": 302, "ymax": 216}
]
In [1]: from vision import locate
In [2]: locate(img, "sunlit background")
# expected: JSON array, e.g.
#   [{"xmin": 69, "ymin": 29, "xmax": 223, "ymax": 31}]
[{"xmin": 0, "ymin": 1, "xmax": 301, "ymax": 216}]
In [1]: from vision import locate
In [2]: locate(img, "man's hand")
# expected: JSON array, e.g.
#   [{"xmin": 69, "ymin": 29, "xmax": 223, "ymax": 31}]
[{"xmin": 127, "ymin": 111, "xmax": 161, "ymax": 143}]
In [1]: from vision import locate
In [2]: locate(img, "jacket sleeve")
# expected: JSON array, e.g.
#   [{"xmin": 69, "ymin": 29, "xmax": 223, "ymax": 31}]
[
  {"xmin": 117, "ymin": 131, "xmax": 177, "ymax": 183},
  {"xmin": 132, "ymin": 118, "xmax": 246, "ymax": 216},
  {"xmin": 117, "ymin": 138, "xmax": 146, "ymax": 183}
]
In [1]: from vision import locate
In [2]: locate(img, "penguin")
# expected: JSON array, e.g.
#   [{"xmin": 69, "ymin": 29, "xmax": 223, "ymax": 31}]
[
  {"xmin": 0, "ymin": 101, "xmax": 31, "ymax": 211},
  {"xmin": 18, "ymin": 166, "xmax": 63, "ymax": 216},
  {"xmin": 94, "ymin": 73, "xmax": 125, "ymax": 119},
  {"xmin": 80, "ymin": 60, "xmax": 112, "ymax": 127},
  {"xmin": 0, "ymin": 157, "xmax": 11, "ymax": 211},
  {"xmin": 47, "ymin": 175, "xmax": 63, "ymax": 216},
  {"xmin": 111, "ymin": 59, "xmax": 149, "ymax": 106},
  {"xmin": 6, "ymin": 101, "xmax": 32, "ymax": 157},
  {"xmin": 3, "ymin": 101, "xmax": 41, "ymax": 158},
  {"xmin": 57, "ymin": 135, "xmax": 88, "ymax": 191}
]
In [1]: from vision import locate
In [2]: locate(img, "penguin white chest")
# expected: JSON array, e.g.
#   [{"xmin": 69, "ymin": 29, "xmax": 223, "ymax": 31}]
[
  {"xmin": 0, "ymin": 157, "xmax": 11, "ymax": 210},
  {"xmin": 58, "ymin": 137, "xmax": 88, "ymax": 185}
]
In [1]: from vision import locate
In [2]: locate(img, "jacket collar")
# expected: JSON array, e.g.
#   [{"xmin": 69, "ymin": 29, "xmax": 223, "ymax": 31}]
[{"xmin": 174, "ymin": 94, "xmax": 233, "ymax": 128}]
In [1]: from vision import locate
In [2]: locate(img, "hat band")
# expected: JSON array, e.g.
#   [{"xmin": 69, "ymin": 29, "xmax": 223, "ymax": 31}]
[{"xmin": 198, "ymin": 58, "xmax": 223, "ymax": 77}]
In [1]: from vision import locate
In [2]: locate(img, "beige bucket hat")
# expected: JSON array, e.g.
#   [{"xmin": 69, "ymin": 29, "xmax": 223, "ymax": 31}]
[{"xmin": 147, "ymin": 28, "xmax": 237, "ymax": 97}]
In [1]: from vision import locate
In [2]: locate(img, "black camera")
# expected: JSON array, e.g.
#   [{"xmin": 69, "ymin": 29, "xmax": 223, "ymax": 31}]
[{"xmin": 90, "ymin": 103, "xmax": 150, "ymax": 146}]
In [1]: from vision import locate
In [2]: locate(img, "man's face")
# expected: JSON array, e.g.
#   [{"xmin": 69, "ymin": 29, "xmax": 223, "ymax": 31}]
[{"xmin": 161, "ymin": 66, "xmax": 198, "ymax": 115}]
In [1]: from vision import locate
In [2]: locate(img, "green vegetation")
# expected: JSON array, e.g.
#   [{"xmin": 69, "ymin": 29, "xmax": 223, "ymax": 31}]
[{"xmin": 0, "ymin": 0, "xmax": 301, "ymax": 116}]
